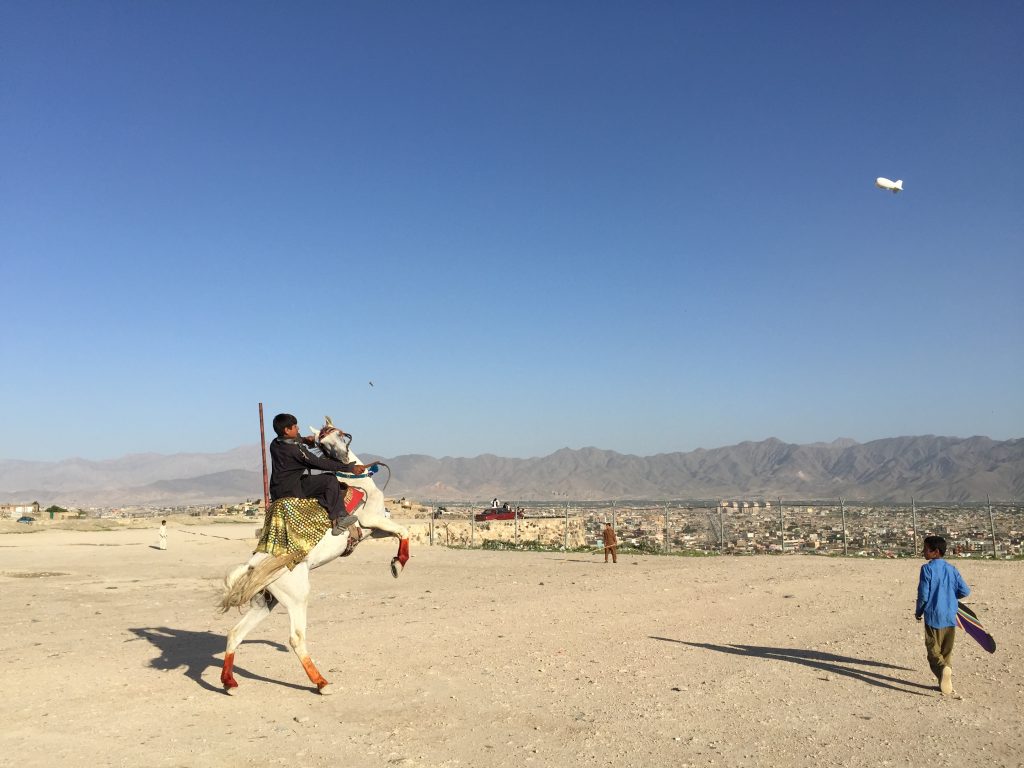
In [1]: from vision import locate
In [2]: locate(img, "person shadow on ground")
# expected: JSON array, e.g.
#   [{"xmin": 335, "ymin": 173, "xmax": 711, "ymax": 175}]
[
  {"xmin": 127, "ymin": 626, "xmax": 308, "ymax": 693},
  {"xmin": 650, "ymin": 636, "xmax": 934, "ymax": 695}
]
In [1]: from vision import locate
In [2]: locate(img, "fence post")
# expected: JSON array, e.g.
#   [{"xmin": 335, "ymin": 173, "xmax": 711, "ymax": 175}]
[
  {"xmin": 911, "ymin": 497, "xmax": 918, "ymax": 555},
  {"xmin": 840, "ymin": 497, "xmax": 848, "ymax": 556},
  {"xmin": 988, "ymin": 495, "xmax": 998, "ymax": 558},
  {"xmin": 778, "ymin": 498, "xmax": 784, "ymax": 553}
]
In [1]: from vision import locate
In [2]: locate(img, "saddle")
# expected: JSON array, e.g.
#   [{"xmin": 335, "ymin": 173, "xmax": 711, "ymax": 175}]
[{"xmin": 254, "ymin": 486, "xmax": 366, "ymax": 567}]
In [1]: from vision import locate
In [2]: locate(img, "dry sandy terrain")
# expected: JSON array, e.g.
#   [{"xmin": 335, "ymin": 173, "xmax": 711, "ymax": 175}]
[{"xmin": 1, "ymin": 521, "xmax": 1020, "ymax": 768}]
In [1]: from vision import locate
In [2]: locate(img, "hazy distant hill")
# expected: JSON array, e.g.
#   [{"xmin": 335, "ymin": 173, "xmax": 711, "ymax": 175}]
[{"xmin": 1, "ymin": 436, "xmax": 1020, "ymax": 506}]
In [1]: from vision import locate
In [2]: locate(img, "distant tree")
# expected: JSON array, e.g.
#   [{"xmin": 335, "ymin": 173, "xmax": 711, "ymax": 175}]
[{"xmin": 45, "ymin": 505, "xmax": 68, "ymax": 518}]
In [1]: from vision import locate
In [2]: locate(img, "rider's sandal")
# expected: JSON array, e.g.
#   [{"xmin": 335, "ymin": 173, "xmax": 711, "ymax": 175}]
[
  {"xmin": 331, "ymin": 514, "xmax": 358, "ymax": 536},
  {"xmin": 341, "ymin": 526, "xmax": 363, "ymax": 557}
]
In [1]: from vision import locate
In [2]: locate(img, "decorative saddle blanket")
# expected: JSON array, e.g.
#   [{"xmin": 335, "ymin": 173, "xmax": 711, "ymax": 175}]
[{"xmin": 254, "ymin": 488, "xmax": 363, "ymax": 568}]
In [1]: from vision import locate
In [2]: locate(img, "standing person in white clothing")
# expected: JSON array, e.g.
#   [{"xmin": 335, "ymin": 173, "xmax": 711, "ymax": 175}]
[{"xmin": 158, "ymin": 520, "xmax": 168, "ymax": 550}]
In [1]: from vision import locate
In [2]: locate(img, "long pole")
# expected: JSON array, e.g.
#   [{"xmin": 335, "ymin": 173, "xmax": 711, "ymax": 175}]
[
  {"xmin": 719, "ymin": 505, "xmax": 725, "ymax": 554},
  {"xmin": 840, "ymin": 497, "xmax": 848, "ymax": 556},
  {"xmin": 664, "ymin": 506, "xmax": 670, "ymax": 553},
  {"xmin": 988, "ymin": 495, "xmax": 998, "ymax": 558},
  {"xmin": 911, "ymin": 497, "xmax": 918, "ymax": 555},
  {"xmin": 778, "ymin": 498, "xmax": 784, "ymax": 553},
  {"xmin": 563, "ymin": 503, "xmax": 569, "ymax": 550},
  {"xmin": 258, "ymin": 403, "xmax": 270, "ymax": 514}
]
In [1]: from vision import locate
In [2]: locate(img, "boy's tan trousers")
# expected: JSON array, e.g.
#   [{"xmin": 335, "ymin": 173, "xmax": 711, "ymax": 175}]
[{"xmin": 924, "ymin": 625, "xmax": 956, "ymax": 682}]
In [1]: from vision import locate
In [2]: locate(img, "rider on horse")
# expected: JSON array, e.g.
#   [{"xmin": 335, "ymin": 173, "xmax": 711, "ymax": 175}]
[{"xmin": 269, "ymin": 413, "xmax": 365, "ymax": 536}]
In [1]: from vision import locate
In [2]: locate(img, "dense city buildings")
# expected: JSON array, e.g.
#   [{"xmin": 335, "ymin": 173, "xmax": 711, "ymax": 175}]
[{"xmin": 5, "ymin": 498, "xmax": 1020, "ymax": 558}]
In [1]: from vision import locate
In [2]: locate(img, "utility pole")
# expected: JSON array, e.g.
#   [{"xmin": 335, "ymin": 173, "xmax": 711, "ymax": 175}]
[
  {"xmin": 840, "ymin": 497, "xmax": 848, "ymax": 556},
  {"xmin": 911, "ymin": 497, "xmax": 918, "ymax": 555},
  {"xmin": 988, "ymin": 495, "xmax": 998, "ymax": 558},
  {"xmin": 778, "ymin": 498, "xmax": 784, "ymax": 553}
]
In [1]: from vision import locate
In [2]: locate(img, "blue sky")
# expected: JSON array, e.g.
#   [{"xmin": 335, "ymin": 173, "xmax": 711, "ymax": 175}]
[{"xmin": 2, "ymin": 2, "xmax": 1021, "ymax": 462}]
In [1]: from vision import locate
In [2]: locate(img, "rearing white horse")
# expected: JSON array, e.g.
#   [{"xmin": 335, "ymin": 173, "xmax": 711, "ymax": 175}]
[{"xmin": 218, "ymin": 419, "xmax": 410, "ymax": 695}]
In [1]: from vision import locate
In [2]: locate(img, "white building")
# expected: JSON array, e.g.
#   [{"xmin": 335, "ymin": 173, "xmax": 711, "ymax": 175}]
[{"xmin": 1, "ymin": 502, "xmax": 41, "ymax": 519}]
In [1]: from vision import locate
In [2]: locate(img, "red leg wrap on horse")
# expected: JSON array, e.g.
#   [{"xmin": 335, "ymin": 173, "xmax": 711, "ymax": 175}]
[
  {"xmin": 301, "ymin": 656, "xmax": 328, "ymax": 689},
  {"xmin": 397, "ymin": 538, "xmax": 410, "ymax": 567},
  {"xmin": 221, "ymin": 652, "xmax": 239, "ymax": 689}
]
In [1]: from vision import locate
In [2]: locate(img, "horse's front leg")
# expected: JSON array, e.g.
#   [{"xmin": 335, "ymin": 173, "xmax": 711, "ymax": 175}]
[
  {"xmin": 221, "ymin": 592, "xmax": 275, "ymax": 694},
  {"xmin": 360, "ymin": 515, "xmax": 411, "ymax": 577},
  {"xmin": 273, "ymin": 578, "xmax": 332, "ymax": 695},
  {"xmin": 345, "ymin": 478, "xmax": 411, "ymax": 576}
]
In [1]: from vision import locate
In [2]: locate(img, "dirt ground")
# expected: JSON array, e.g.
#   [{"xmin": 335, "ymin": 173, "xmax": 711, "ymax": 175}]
[{"xmin": 1, "ymin": 521, "xmax": 1020, "ymax": 768}]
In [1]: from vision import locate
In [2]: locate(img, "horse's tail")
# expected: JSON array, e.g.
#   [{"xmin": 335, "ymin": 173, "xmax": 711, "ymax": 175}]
[{"xmin": 218, "ymin": 552, "xmax": 303, "ymax": 613}]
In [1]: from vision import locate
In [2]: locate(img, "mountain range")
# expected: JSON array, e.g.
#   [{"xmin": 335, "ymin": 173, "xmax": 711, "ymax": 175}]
[{"xmin": 1, "ymin": 436, "xmax": 1021, "ymax": 507}]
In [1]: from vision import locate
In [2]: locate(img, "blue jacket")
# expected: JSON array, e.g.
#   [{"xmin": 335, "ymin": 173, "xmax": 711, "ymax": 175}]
[{"xmin": 915, "ymin": 558, "xmax": 970, "ymax": 628}]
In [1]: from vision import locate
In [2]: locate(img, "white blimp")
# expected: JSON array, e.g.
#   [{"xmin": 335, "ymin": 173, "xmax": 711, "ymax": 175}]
[{"xmin": 875, "ymin": 177, "xmax": 903, "ymax": 193}]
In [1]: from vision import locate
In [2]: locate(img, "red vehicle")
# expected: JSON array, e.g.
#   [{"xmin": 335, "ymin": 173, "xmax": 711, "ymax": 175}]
[{"xmin": 474, "ymin": 504, "xmax": 526, "ymax": 522}]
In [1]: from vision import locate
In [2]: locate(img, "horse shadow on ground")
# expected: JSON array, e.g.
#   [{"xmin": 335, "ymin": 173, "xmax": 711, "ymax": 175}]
[
  {"xmin": 127, "ymin": 627, "xmax": 309, "ymax": 694},
  {"xmin": 650, "ymin": 636, "xmax": 934, "ymax": 696}
]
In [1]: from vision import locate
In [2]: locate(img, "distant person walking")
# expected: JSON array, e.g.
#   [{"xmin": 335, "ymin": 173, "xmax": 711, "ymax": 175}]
[
  {"xmin": 915, "ymin": 535, "xmax": 970, "ymax": 695},
  {"xmin": 602, "ymin": 522, "xmax": 618, "ymax": 564},
  {"xmin": 158, "ymin": 520, "xmax": 168, "ymax": 551}
]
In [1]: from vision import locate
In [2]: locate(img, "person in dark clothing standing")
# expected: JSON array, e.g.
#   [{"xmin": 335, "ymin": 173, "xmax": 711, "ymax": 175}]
[
  {"xmin": 270, "ymin": 413, "xmax": 365, "ymax": 536},
  {"xmin": 602, "ymin": 521, "xmax": 618, "ymax": 563}
]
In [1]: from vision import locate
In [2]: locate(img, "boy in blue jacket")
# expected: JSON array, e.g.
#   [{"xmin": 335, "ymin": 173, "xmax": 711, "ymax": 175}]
[{"xmin": 915, "ymin": 535, "xmax": 970, "ymax": 695}]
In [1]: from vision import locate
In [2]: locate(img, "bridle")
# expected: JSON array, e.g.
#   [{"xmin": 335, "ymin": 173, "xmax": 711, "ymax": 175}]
[
  {"xmin": 317, "ymin": 424, "xmax": 352, "ymax": 452},
  {"xmin": 316, "ymin": 425, "xmax": 390, "ymax": 491}
]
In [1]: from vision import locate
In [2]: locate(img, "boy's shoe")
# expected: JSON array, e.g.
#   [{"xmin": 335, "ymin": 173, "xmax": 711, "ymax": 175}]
[
  {"xmin": 341, "ymin": 525, "xmax": 363, "ymax": 557},
  {"xmin": 331, "ymin": 514, "xmax": 359, "ymax": 536},
  {"xmin": 940, "ymin": 666, "xmax": 953, "ymax": 695}
]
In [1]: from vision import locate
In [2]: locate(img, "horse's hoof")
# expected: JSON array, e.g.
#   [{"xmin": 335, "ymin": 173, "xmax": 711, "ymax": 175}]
[
  {"xmin": 318, "ymin": 683, "xmax": 334, "ymax": 696},
  {"xmin": 224, "ymin": 685, "xmax": 238, "ymax": 696},
  {"xmin": 390, "ymin": 558, "xmax": 400, "ymax": 579}
]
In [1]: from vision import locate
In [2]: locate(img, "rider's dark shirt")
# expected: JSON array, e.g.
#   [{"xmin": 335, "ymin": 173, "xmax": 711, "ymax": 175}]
[{"xmin": 269, "ymin": 437, "xmax": 356, "ymax": 500}]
